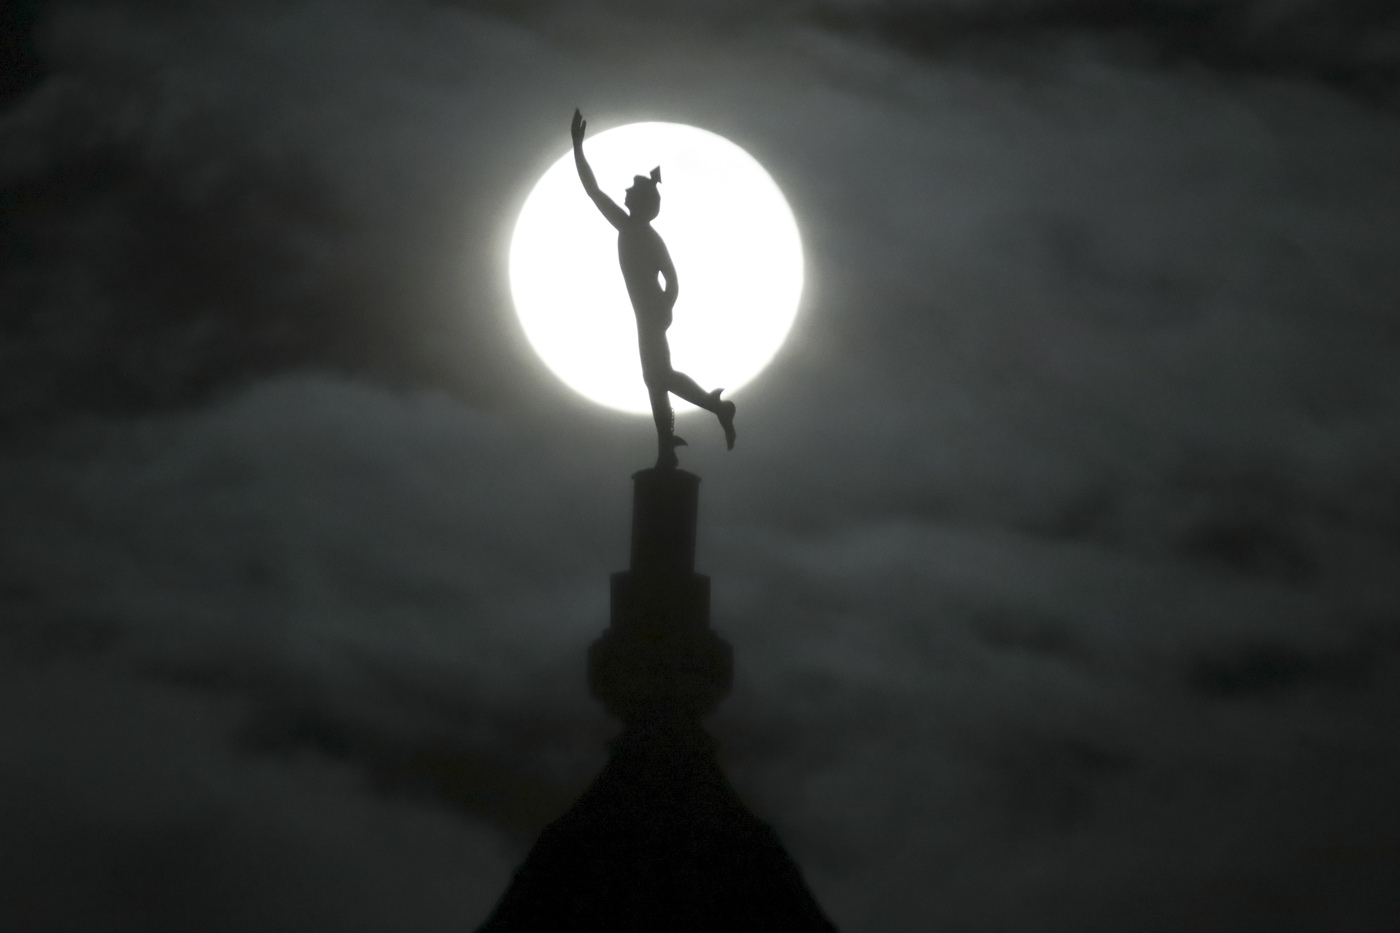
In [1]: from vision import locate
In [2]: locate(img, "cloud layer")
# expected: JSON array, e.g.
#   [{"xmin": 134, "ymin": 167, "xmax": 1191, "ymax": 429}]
[{"xmin": 3, "ymin": 1, "xmax": 1399, "ymax": 931}]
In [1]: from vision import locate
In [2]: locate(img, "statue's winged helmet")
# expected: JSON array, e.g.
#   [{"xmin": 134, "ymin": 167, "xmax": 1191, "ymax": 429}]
[{"xmin": 628, "ymin": 166, "xmax": 662, "ymax": 219}]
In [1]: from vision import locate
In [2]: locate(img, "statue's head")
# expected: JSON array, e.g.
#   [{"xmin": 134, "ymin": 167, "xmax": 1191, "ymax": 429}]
[{"xmin": 624, "ymin": 166, "xmax": 661, "ymax": 221}]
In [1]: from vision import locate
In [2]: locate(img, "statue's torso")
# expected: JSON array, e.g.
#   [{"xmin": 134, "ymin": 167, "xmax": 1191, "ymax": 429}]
[{"xmin": 617, "ymin": 225, "xmax": 670, "ymax": 329}]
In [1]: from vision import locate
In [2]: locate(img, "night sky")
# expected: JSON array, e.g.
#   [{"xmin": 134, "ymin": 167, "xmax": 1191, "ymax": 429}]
[{"xmin": 4, "ymin": 1, "xmax": 1400, "ymax": 930}]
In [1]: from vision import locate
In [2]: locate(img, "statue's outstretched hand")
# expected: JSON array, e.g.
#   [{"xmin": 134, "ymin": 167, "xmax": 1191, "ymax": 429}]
[{"xmin": 571, "ymin": 107, "xmax": 622, "ymax": 226}]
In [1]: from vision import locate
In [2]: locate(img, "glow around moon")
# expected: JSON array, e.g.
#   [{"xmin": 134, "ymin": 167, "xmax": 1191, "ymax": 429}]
[{"xmin": 509, "ymin": 122, "xmax": 804, "ymax": 414}]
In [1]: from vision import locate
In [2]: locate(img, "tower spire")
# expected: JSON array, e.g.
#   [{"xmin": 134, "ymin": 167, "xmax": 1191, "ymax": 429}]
[{"xmin": 476, "ymin": 469, "xmax": 838, "ymax": 933}]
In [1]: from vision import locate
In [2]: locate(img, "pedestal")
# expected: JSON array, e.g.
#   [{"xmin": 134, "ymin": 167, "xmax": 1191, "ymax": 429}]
[{"xmin": 589, "ymin": 469, "xmax": 733, "ymax": 724}]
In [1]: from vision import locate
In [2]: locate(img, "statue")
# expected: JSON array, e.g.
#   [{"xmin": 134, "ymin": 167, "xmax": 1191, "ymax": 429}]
[{"xmin": 572, "ymin": 109, "xmax": 737, "ymax": 469}]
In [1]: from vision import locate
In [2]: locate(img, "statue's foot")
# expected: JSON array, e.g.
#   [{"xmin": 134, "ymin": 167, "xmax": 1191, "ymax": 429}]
[
  {"xmin": 656, "ymin": 434, "xmax": 687, "ymax": 470},
  {"xmin": 709, "ymin": 389, "xmax": 737, "ymax": 450}
]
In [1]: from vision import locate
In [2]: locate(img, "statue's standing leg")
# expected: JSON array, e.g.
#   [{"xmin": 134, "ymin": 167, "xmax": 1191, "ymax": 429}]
[
  {"xmin": 649, "ymin": 383, "xmax": 683, "ymax": 469},
  {"xmin": 640, "ymin": 326, "xmax": 686, "ymax": 469}
]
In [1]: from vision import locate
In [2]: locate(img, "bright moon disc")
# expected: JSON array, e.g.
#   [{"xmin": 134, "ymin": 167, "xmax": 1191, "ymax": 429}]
[{"xmin": 510, "ymin": 122, "xmax": 803, "ymax": 414}]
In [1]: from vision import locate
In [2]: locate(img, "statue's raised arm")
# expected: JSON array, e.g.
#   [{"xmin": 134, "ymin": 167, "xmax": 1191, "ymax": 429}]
[{"xmin": 572, "ymin": 110, "xmax": 627, "ymax": 230}]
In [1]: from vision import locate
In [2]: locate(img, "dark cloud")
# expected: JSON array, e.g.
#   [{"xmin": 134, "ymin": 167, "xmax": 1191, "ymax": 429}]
[
  {"xmin": 1, "ymin": 0, "xmax": 581, "ymax": 425},
  {"xmin": 814, "ymin": 0, "xmax": 1400, "ymax": 95},
  {"xmin": 0, "ymin": 0, "xmax": 48, "ymax": 105},
  {"xmin": 0, "ymin": 660, "xmax": 516, "ymax": 932},
  {"xmin": 1185, "ymin": 637, "xmax": 1376, "ymax": 698}
]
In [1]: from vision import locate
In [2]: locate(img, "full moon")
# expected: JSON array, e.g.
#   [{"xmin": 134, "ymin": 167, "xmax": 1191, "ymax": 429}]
[{"xmin": 509, "ymin": 122, "xmax": 804, "ymax": 414}]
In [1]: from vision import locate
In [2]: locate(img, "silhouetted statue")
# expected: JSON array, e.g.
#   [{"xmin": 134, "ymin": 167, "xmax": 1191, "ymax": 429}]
[{"xmin": 572, "ymin": 109, "xmax": 737, "ymax": 470}]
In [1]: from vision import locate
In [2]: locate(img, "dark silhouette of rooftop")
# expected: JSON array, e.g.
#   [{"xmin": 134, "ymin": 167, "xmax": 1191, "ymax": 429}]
[{"xmin": 475, "ymin": 468, "xmax": 838, "ymax": 932}]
